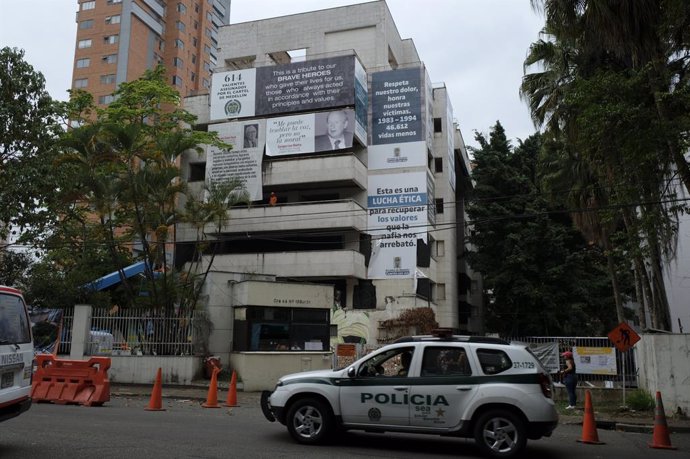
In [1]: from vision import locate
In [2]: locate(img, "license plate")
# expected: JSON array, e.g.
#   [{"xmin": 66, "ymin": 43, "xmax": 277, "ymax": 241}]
[{"xmin": 1, "ymin": 371, "xmax": 13, "ymax": 389}]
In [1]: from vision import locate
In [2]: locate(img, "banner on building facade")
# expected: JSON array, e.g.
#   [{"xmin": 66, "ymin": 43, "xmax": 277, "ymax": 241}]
[
  {"xmin": 354, "ymin": 58, "xmax": 368, "ymax": 146},
  {"xmin": 367, "ymin": 141, "xmax": 427, "ymax": 170},
  {"xmin": 265, "ymin": 109, "xmax": 356, "ymax": 156},
  {"xmin": 367, "ymin": 172, "xmax": 428, "ymax": 279},
  {"xmin": 207, "ymin": 120, "xmax": 265, "ymax": 202},
  {"xmin": 371, "ymin": 67, "xmax": 424, "ymax": 145},
  {"xmin": 210, "ymin": 56, "xmax": 361, "ymax": 121}
]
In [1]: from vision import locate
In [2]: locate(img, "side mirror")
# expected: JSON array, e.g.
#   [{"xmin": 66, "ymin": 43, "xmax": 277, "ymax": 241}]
[{"xmin": 347, "ymin": 366, "xmax": 356, "ymax": 378}]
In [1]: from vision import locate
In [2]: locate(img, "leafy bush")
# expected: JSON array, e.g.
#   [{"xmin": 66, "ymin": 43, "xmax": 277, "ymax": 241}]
[{"xmin": 627, "ymin": 389, "xmax": 655, "ymax": 411}]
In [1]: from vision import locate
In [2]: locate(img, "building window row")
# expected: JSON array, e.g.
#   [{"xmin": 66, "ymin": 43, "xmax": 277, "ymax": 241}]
[
  {"xmin": 79, "ymin": 19, "xmax": 94, "ymax": 30},
  {"xmin": 104, "ymin": 34, "xmax": 119, "ymax": 44},
  {"xmin": 81, "ymin": 1, "xmax": 95, "ymax": 11},
  {"xmin": 102, "ymin": 54, "xmax": 118, "ymax": 64},
  {"xmin": 74, "ymin": 78, "xmax": 88, "ymax": 89},
  {"xmin": 76, "ymin": 58, "xmax": 90, "ymax": 68},
  {"xmin": 107, "ymin": 0, "xmax": 123, "ymax": 4},
  {"xmin": 78, "ymin": 39, "xmax": 92, "ymax": 49},
  {"xmin": 105, "ymin": 15, "xmax": 121, "ymax": 25}
]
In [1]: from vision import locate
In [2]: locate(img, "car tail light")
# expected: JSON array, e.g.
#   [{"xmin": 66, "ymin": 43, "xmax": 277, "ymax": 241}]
[{"xmin": 538, "ymin": 372, "xmax": 553, "ymax": 398}]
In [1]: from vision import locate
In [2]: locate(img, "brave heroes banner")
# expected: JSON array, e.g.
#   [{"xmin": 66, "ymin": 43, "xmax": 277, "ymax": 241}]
[{"xmin": 210, "ymin": 56, "xmax": 360, "ymax": 121}]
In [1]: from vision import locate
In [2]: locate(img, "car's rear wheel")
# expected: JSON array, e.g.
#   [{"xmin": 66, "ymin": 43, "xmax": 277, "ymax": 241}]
[
  {"xmin": 286, "ymin": 398, "xmax": 333, "ymax": 444},
  {"xmin": 473, "ymin": 409, "xmax": 527, "ymax": 458}
]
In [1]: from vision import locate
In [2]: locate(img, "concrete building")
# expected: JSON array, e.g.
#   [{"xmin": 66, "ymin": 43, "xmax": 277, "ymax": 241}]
[{"xmin": 71, "ymin": 0, "xmax": 231, "ymax": 104}]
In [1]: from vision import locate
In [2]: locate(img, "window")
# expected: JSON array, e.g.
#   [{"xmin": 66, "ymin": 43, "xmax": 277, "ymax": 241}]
[
  {"xmin": 476, "ymin": 349, "xmax": 512, "ymax": 375},
  {"xmin": 172, "ymin": 75, "xmax": 183, "ymax": 86},
  {"xmin": 233, "ymin": 306, "xmax": 330, "ymax": 352},
  {"xmin": 203, "ymin": 61, "xmax": 211, "ymax": 72},
  {"xmin": 434, "ymin": 157, "xmax": 443, "ymax": 173},
  {"xmin": 434, "ymin": 240, "xmax": 445, "ymax": 258},
  {"xmin": 188, "ymin": 163, "xmax": 205, "ymax": 182},
  {"xmin": 78, "ymin": 39, "xmax": 92, "ymax": 49},
  {"xmin": 176, "ymin": 21, "xmax": 185, "ymax": 32},
  {"xmin": 173, "ymin": 57, "xmax": 183, "ymax": 68},
  {"xmin": 194, "ymin": 2, "xmax": 199, "ymax": 13},
  {"xmin": 203, "ymin": 44, "xmax": 211, "ymax": 54},
  {"xmin": 191, "ymin": 54, "xmax": 197, "ymax": 64},
  {"xmin": 190, "ymin": 72, "xmax": 196, "ymax": 82},
  {"xmin": 192, "ymin": 37, "xmax": 198, "ymax": 48},
  {"xmin": 76, "ymin": 58, "xmax": 90, "ymax": 68},
  {"xmin": 177, "ymin": 2, "xmax": 187, "ymax": 13},
  {"xmin": 74, "ymin": 78, "xmax": 88, "ymax": 88},
  {"xmin": 100, "ymin": 74, "xmax": 116, "ymax": 84},
  {"xmin": 107, "ymin": 0, "xmax": 123, "ymax": 4},
  {"xmin": 158, "ymin": 40, "xmax": 165, "ymax": 51},
  {"xmin": 98, "ymin": 94, "xmax": 115, "ymax": 104},
  {"xmin": 434, "ymin": 117, "xmax": 442, "ymax": 133},
  {"xmin": 202, "ymin": 78, "xmax": 210, "ymax": 89},
  {"xmin": 357, "ymin": 347, "xmax": 415, "ymax": 377},
  {"xmin": 194, "ymin": 20, "xmax": 199, "ymax": 30},
  {"xmin": 434, "ymin": 283, "xmax": 446, "ymax": 301},
  {"xmin": 81, "ymin": 1, "xmax": 95, "ymax": 10},
  {"xmin": 205, "ymin": 27, "xmax": 212, "ymax": 38},
  {"xmin": 175, "ymin": 39, "xmax": 184, "ymax": 49},
  {"xmin": 104, "ymin": 35, "xmax": 119, "ymax": 44},
  {"xmin": 79, "ymin": 19, "xmax": 94, "ymax": 29},
  {"xmin": 102, "ymin": 54, "xmax": 117, "ymax": 64},
  {"xmin": 421, "ymin": 347, "xmax": 471, "ymax": 377},
  {"xmin": 435, "ymin": 198, "xmax": 444, "ymax": 214},
  {"xmin": 0, "ymin": 292, "xmax": 32, "ymax": 344},
  {"xmin": 105, "ymin": 15, "xmax": 121, "ymax": 24}
]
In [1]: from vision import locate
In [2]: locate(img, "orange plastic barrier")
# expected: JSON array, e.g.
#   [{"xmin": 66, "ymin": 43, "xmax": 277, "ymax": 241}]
[{"xmin": 31, "ymin": 354, "xmax": 111, "ymax": 406}]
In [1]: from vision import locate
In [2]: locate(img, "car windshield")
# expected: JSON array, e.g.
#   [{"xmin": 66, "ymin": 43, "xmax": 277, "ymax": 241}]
[{"xmin": 0, "ymin": 293, "xmax": 32, "ymax": 344}]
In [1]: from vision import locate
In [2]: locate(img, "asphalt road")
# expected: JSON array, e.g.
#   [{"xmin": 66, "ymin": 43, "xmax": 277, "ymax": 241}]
[{"xmin": 1, "ymin": 395, "xmax": 687, "ymax": 458}]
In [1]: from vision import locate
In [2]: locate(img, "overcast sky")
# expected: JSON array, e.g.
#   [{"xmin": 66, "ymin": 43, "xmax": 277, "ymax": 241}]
[{"xmin": 0, "ymin": 0, "xmax": 544, "ymax": 149}]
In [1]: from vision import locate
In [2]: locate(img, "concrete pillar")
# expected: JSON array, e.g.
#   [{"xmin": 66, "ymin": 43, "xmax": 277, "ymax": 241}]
[{"xmin": 70, "ymin": 304, "xmax": 93, "ymax": 360}]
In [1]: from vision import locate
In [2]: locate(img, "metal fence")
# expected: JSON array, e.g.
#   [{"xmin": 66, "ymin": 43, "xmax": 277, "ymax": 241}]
[
  {"xmin": 57, "ymin": 307, "xmax": 198, "ymax": 356},
  {"xmin": 507, "ymin": 336, "xmax": 638, "ymax": 388}
]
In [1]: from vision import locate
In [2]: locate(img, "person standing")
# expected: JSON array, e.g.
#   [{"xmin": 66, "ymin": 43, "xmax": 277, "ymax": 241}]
[{"xmin": 560, "ymin": 350, "xmax": 577, "ymax": 409}]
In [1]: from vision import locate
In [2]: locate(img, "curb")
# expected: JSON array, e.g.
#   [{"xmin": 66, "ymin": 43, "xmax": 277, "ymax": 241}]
[{"xmin": 562, "ymin": 419, "xmax": 690, "ymax": 434}]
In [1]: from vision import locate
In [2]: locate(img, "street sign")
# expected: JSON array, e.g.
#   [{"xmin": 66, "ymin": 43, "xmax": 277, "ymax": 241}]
[{"xmin": 607, "ymin": 322, "xmax": 641, "ymax": 352}]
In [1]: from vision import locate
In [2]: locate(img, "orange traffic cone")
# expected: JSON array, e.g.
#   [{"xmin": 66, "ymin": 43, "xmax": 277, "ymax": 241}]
[
  {"xmin": 648, "ymin": 391, "xmax": 676, "ymax": 449},
  {"xmin": 145, "ymin": 367, "xmax": 165, "ymax": 411},
  {"xmin": 202, "ymin": 366, "xmax": 221, "ymax": 408},
  {"xmin": 224, "ymin": 370, "xmax": 239, "ymax": 407},
  {"xmin": 576, "ymin": 390, "xmax": 604, "ymax": 444}
]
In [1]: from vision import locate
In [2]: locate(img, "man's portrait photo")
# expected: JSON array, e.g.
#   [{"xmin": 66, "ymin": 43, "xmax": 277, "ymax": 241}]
[
  {"xmin": 314, "ymin": 109, "xmax": 354, "ymax": 152},
  {"xmin": 243, "ymin": 123, "xmax": 259, "ymax": 148}
]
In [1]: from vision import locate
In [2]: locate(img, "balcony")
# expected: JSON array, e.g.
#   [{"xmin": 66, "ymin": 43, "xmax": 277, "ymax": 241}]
[
  {"xmin": 264, "ymin": 154, "xmax": 367, "ymax": 189},
  {"xmin": 209, "ymin": 250, "xmax": 367, "ymax": 279}
]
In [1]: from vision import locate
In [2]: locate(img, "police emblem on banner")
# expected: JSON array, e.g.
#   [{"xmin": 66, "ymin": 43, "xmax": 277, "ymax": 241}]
[{"xmin": 224, "ymin": 100, "xmax": 242, "ymax": 116}]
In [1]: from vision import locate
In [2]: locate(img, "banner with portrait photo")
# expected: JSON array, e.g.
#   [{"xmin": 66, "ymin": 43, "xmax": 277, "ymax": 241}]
[
  {"xmin": 368, "ymin": 141, "xmax": 427, "ymax": 171},
  {"xmin": 207, "ymin": 120, "xmax": 265, "ymax": 202},
  {"xmin": 266, "ymin": 109, "xmax": 356, "ymax": 157},
  {"xmin": 367, "ymin": 172, "xmax": 428, "ymax": 279}
]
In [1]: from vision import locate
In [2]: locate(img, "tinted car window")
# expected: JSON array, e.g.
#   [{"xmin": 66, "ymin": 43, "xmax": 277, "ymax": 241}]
[
  {"xmin": 476, "ymin": 348, "xmax": 512, "ymax": 375},
  {"xmin": 421, "ymin": 346, "xmax": 471, "ymax": 376}
]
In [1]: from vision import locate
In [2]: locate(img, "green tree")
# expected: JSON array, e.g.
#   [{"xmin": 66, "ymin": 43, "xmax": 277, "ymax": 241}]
[
  {"xmin": 55, "ymin": 66, "xmax": 246, "ymax": 318},
  {"xmin": 0, "ymin": 47, "xmax": 66, "ymax": 244},
  {"xmin": 466, "ymin": 123, "xmax": 616, "ymax": 335}
]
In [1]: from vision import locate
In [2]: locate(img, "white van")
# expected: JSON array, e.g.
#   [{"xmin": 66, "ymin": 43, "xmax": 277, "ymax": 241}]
[{"xmin": 0, "ymin": 286, "xmax": 33, "ymax": 422}]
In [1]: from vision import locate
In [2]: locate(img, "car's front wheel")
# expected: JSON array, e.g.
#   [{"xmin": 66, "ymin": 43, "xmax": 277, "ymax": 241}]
[
  {"xmin": 473, "ymin": 409, "xmax": 527, "ymax": 458},
  {"xmin": 286, "ymin": 398, "xmax": 333, "ymax": 444}
]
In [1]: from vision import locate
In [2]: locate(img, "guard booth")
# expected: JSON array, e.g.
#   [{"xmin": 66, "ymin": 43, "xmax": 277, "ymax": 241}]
[{"xmin": 228, "ymin": 280, "xmax": 333, "ymax": 391}]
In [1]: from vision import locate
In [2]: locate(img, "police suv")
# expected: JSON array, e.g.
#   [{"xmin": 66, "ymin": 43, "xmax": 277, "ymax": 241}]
[{"xmin": 261, "ymin": 330, "xmax": 558, "ymax": 458}]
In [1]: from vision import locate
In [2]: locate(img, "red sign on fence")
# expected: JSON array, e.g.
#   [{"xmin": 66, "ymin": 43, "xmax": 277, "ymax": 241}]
[{"xmin": 607, "ymin": 322, "xmax": 641, "ymax": 352}]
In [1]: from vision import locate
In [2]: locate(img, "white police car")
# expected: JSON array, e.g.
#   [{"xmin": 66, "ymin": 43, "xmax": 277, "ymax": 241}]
[{"xmin": 261, "ymin": 330, "xmax": 558, "ymax": 458}]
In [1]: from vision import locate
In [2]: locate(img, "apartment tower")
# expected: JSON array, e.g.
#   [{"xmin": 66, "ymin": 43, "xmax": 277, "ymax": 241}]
[{"xmin": 71, "ymin": 0, "xmax": 231, "ymax": 104}]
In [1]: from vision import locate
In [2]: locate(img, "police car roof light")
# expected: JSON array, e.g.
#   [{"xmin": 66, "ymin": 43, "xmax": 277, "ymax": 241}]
[{"xmin": 431, "ymin": 328, "xmax": 454, "ymax": 339}]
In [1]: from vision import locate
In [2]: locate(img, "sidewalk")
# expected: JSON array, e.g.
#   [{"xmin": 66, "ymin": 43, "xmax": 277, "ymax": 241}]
[{"xmin": 111, "ymin": 383, "xmax": 690, "ymax": 433}]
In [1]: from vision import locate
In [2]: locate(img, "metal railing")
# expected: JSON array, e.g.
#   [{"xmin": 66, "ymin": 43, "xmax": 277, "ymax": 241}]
[
  {"xmin": 507, "ymin": 336, "xmax": 638, "ymax": 388},
  {"xmin": 58, "ymin": 306, "xmax": 74, "ymax": 355},
  {"xmin": 87, "ymin": 308, "xmax": 198, "ymax": 356}
]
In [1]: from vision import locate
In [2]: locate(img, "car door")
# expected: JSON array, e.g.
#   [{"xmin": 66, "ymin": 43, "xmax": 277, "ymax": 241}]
[
  {"xmin": 338, "ymin": 346, "xmax": 415, "ymax": 427},
  {"xmin": 408, "ymin": 344, "xmax": 478, "ymax": 428}
]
